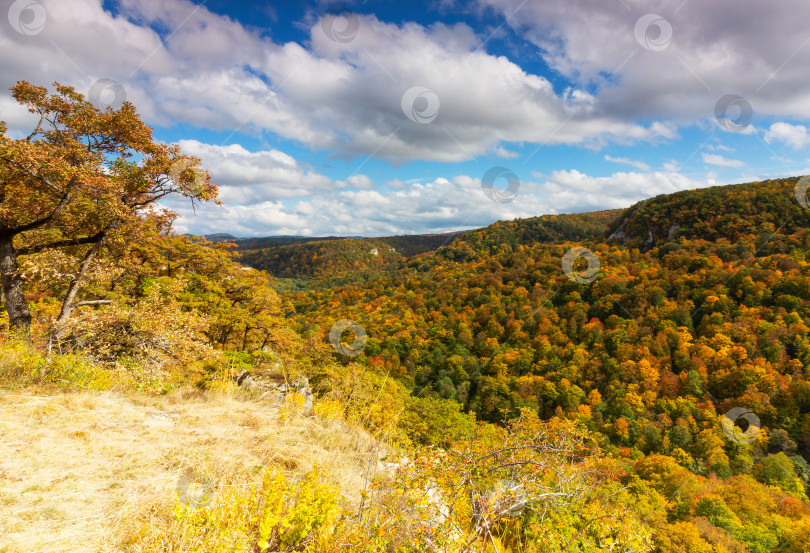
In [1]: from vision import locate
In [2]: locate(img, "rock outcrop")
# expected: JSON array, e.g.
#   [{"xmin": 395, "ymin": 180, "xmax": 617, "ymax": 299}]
[{"xmin": 234, "ymin": 370, "xmax": 313, "ymax": 414}]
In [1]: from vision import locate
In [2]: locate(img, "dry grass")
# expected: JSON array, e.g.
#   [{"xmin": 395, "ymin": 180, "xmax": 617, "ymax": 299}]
[{"xmin": 0, "ymin": 385, "xmax": 377, "ymax": 552}]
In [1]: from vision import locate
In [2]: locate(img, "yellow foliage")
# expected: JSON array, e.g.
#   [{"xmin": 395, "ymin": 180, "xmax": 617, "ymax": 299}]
[
  {"xmin": 280, "ymin": 391, "xmax": 307, "ymax": 422},
  {"xmin": 133, "ymin": 466, "xmax": 341, "ymax": 553},
  {"xmin": 313, "ymin": 398, "xmax": 345, "ymax": 420}
]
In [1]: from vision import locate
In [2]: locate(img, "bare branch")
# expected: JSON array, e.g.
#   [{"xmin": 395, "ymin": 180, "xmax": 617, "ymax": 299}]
[
  {"xmin": 25, "ymin": 109, "xmax": 47, "ymax": 142},
  {"xmin": 74, "ymin": 300, "xmax": 112, "ymax": 307}
]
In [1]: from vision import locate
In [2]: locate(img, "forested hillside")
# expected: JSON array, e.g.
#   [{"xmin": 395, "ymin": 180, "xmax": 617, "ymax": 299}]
[
  {"xmin": 274, "ymin": 177, "xmax": 810, "ymax": 552},
  {"xmin": 236, "ymin": 231, "xmax": 465, "ymax": 279},
  {"xmin": 3, "ymin": 81, "xmax": 810, "ymax": 552},
  {"xmin": 607, "ymin": 179, "xmax": 810, "ymax": 246}
]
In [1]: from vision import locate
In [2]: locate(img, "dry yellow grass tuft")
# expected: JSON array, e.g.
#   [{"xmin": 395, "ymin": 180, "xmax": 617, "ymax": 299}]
[{"xmin": 0, "ymin": 386, "xmax": 377, "ymax": 552}]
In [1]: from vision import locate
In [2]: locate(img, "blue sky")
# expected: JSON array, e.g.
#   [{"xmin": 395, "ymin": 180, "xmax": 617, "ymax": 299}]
[{"xmin": 2, "ymin": 0, "xmax": 810, "ymax": 236}]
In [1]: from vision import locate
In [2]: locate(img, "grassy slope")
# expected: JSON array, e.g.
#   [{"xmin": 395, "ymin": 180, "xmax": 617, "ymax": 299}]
[{"xmin": 0, "ymin": 387, "xmax": 374, "ymax": 552}]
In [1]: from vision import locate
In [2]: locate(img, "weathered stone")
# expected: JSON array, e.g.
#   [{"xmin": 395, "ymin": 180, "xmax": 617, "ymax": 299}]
[{"xmin": 234, "ymin": 370, "xmax": 313, "ymax": 414}]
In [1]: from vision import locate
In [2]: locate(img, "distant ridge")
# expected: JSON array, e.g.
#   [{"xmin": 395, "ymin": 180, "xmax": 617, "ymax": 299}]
[
  {"xmin": 235, "ymin": 230, "xmax": 467, "ymax": 279},
  {"xmin": 606, "ymin": 176, "xmax": 810, "ymax": 247},
  {"xmin": 201, "ymin": 233, "xmax": 239, "ymax": 243}
]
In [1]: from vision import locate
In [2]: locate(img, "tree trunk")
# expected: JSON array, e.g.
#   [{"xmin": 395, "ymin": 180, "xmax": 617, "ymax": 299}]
[
  {"xmin": 53, "ymin": 236, "xmax": 106, "ymax": 333},
  {"xmin": 0, "ymin": 233, "xmax": 31, "ymax": 334},
  {"xmin": 220, "ymin": 328, "xmax": 232, "ymax": 348},
  {"xmin": 241, "ymin": 326, "xmax": 251, "ymax": 352}
]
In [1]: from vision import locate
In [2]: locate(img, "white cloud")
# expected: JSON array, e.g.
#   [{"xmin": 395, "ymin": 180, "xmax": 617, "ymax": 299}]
[
  {"xmin": 662, "ymin": 160, "xmax": 680, "ymax": 172},
  {"xmin": 170, "ymin": 168, "xmax": 706, "ymax": 237},
  {"xmin": 492, "ymin": 145, "xmax": 520, "ymax": 159},
  {"xmin": 173, "ymin": 140, "xmax": 335, "ymax": 204},
  {"xmin": 480, "ymin": 0, "xmax": 810, "ymax": 121},
  {"xmin": 339, "ymin": 174, "xmax": 374, "ymax": 189},
  {"xmin": 702, "ymin": 153, "xmax": 744, "ymax": 168},
  {"xmin": 0, "ymin": 0, "xmax": 671, "ymax": 165},
  {"xmin": 604, "ymin": 155, "xmax": 650, "ymax": 171},
  {"xmin": 764, "ymin": 122, "xmax": 810, "ymax": 150}
]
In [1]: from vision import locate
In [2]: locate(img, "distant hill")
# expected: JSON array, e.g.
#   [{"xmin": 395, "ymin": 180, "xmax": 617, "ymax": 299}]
[
  {"xmin": 437, "ymin": 209, "xmax": 623, "ymax": 263},
  {"xmin": 606, "ymin": 177, "xmax": 810, "ymax": 247},
  {"xmin": 235, "ymin": 211, "xmax": 625, "ymax": 280},
  {"xmin": 236, "ymin": 178, "xmax": 810, "ymax": 282},
  {"xmin": 201, "ymin": 233, "xmax": 239, "ymax": 243},
  {"xmin": 234, "ymin": 235, "xmax": 345, "ymax": 250},
  {"xmin": 237, "ymin": 237, "xmax": 400, "ymax": 279},
  {"xmin": 236, "ymin": 231, "xmax": 465, "ymax": 279}
]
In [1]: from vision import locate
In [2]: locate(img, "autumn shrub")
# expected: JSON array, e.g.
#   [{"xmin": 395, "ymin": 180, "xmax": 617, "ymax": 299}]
[
  {"xmin": 399, "ymin": 394, "xmax": 477, "ymax": 448},
  {"xmin": 310, "ymin": 360, "xmax": 408, "ymax": 442},
  {"xmin": 0, "ymin": 338, "xmax": 123, "ymax": 390},
  {"xmin": 331, "ymin": 411, "xmax": 652, "ymax": 552},
  {"xmin": 130, "ymin": 466, "xmax": 341, "ymax": 553},
  {"xmin": 57, "ymin": 278, "xmax": 219, "ymax": 392}
]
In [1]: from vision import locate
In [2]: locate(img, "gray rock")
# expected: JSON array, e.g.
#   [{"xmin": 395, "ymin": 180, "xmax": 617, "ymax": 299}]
[{"xmin": 235, "ymin": 371, "xmax": 313, "ymax": 415}]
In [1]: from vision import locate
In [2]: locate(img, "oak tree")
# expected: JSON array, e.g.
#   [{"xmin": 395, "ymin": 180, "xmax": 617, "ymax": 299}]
[{"xmin": 0, "ymin": 81, "xmax": 217, "ymax": 334}]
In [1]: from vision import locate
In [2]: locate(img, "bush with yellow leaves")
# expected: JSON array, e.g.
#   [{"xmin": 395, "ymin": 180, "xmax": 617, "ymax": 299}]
[{"xmin": 131, "ymin": 466, "xmax": 341, "ymax": 553}]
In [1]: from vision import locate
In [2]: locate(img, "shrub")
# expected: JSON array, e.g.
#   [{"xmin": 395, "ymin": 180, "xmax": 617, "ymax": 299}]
[{"xmin": 131, "ymin": 466, "xmax": 341, "ymax": 552}]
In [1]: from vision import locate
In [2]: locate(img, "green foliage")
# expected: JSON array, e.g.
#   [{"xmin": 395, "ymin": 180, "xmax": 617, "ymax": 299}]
[
  {"xmin": 754, "ymin": 452, "xmax": 809, "ymax": 500},
  {"xmin": 399, "ymin": 395, "xmax": 477, "ymax": 448}
]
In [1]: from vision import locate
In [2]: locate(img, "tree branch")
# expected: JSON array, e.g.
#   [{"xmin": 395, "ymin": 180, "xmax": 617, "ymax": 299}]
[
  {"xmin": 25, "ymin": 110, "xmax": 46, "ymax": 142},
  {"xmin": 74, "ymin": 300, "xmax": 112, "ymax": 307},
  {"xmin": 17, "ymin": 227, "xmax": 107, "ymax": 256},
  {"xmin": 8, "ymin": 175, "xmax": 79, "ymax": 234},
  {"xmin": 0, "ymin": 155, "xmax": 65, "ymax": 197},
  {"xmin": 53, "ymin": 234, "xmax": 109, "ymax": 333}
]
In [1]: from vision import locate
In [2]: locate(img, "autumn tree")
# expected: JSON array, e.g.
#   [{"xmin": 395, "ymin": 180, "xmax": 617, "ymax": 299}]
[{"xmin": 0, "ymin": 81, "xmax": 217, "ymax": 335}]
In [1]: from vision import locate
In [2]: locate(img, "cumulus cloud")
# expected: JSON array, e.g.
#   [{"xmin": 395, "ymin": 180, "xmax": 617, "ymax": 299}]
[
  {"xmin": 174, "ymin": 140, "xmax": 336, "ymax": 204},
  {"xmin": 0, "ymin": 0, "xmax": 670, "ymax": 165},
  {"xmin": 765, "ymin": 122, "xmax": 810, "ymax": 150},
  {"xmin": 479, "ymin": 0, "xmax": 810, "ymax": 121},
  {"xmin": 702, "ymin": 153, "xmax": 745, "ymax": 168},
  {"xmin": 168, "ymin": 168, "xmax": 707, "ymax": 237}
]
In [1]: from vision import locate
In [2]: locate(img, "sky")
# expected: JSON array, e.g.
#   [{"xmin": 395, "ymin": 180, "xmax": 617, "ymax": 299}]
[{"xmin": 1, "ymin": 0, "xmax": 809, "ymax": 237}]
